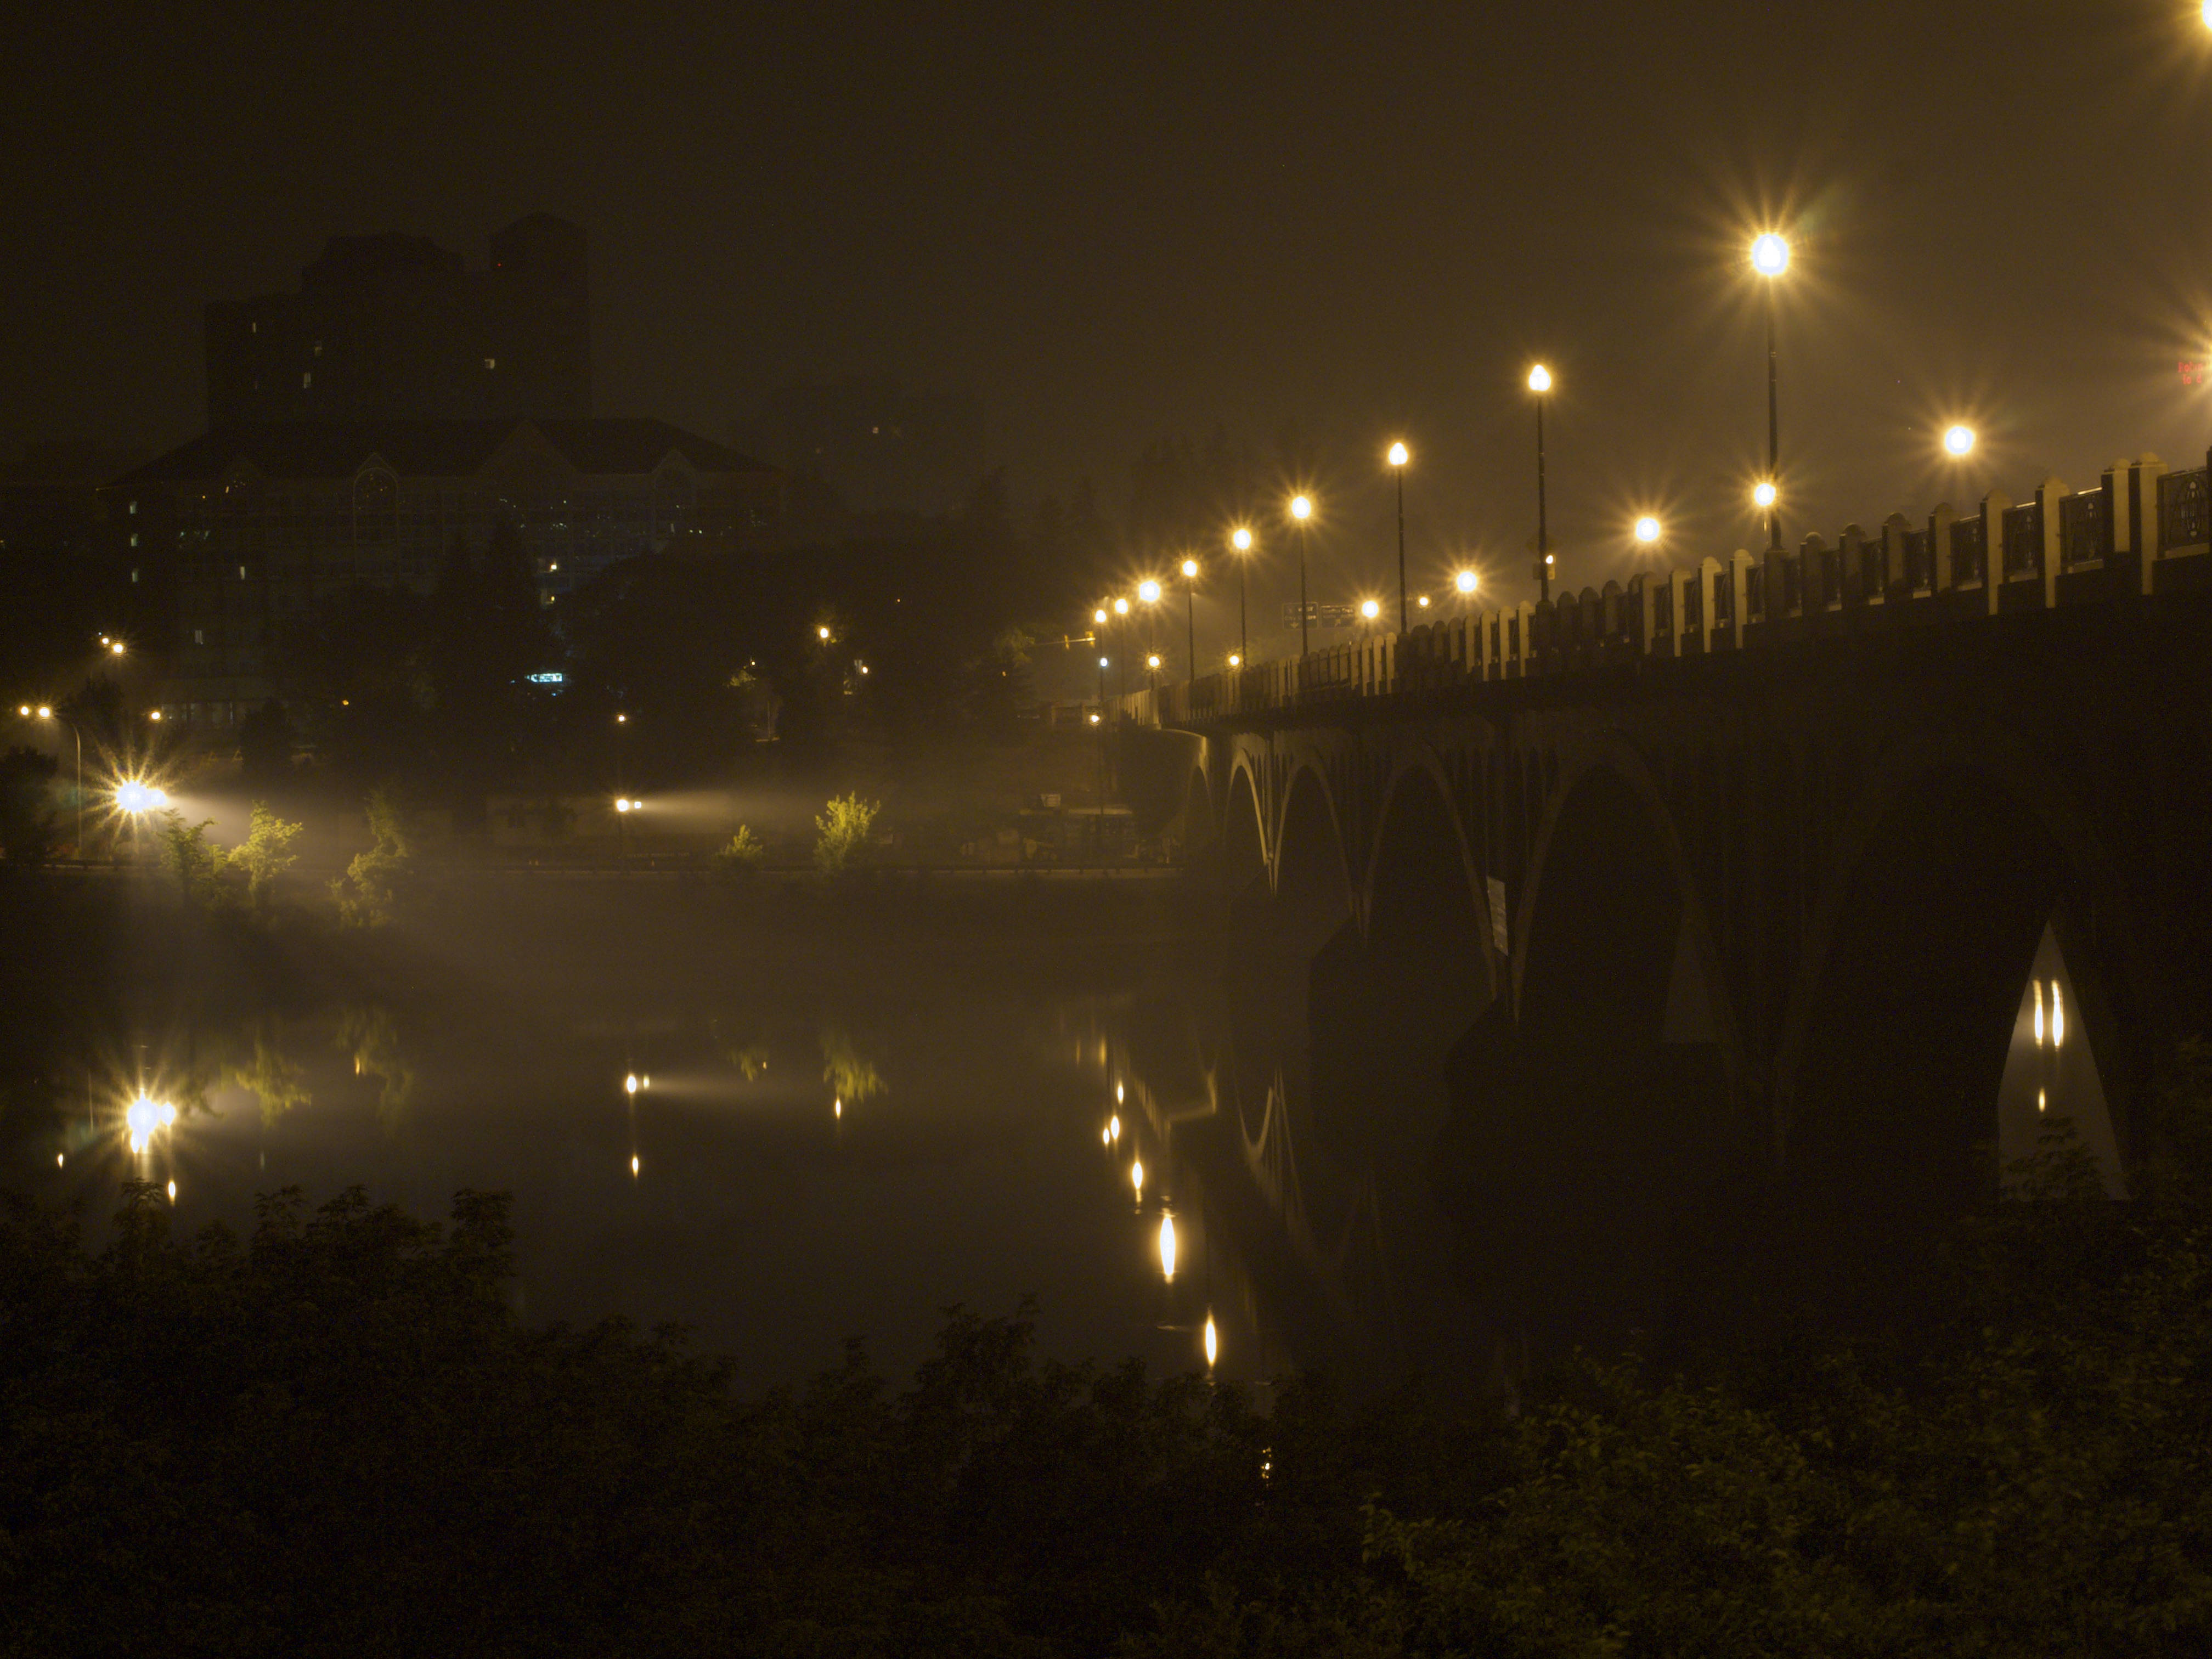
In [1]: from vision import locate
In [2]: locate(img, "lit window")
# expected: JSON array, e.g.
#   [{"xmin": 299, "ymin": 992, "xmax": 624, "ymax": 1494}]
[
  {"xmin": 131, "ymin": 568, "xmax": 140, "ymax": 584},
  {"xmin": 128, "ymin": 501, "xmax": 137, "ymax": 515},
  {"xmin": 484, "ymin": 357, "xmax": 497, "ymax": 370},
  {"xmin": 238, "ymin": 565, "xmax": 247, "ymax": 579},
  {"xmin": 249, "ymin": 321, "xmax": 258, "ymax": 334},
  {"xmin": 302, "ymin": 371, "xmax": 312, "ymax": 388},
  {"xmin": 312, "ymin": 341, "xmax": 323, "ymax": 356},
  {"xmin": 194, "ymin": 629, "xmax": 204, "ymax": 645},
  {"xmin": 128, "ymin": 533, "xmax": 138, "ymax": 548}
]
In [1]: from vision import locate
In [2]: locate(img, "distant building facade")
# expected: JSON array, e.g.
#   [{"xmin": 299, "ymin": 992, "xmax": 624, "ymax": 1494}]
[
  {"xmin": 0, "ymin": 442, "xmax": 144, "ymax": 559},
  {"xmin": 205, "ymin": 215, "xmax": 591, "ymax": 427},
  {"xmin": 111, "ymin": 419, "xmax": 781, "ymax": 723}
]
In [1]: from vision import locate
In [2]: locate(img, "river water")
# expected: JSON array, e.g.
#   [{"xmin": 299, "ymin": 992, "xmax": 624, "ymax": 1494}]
[{"xmin": 5, "ymin": 873, "xmax": 1476, "ymax": 1393}]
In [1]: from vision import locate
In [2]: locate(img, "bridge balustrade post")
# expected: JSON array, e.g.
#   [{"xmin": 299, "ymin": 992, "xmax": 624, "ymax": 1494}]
[
  {"xmin": 2101, "ymin": 460, "xmax": 2136, "ymax": 595},
  {"xmin": 1515, "ymin": 602, "xmax": 1535, "ymax": 676},
  {"xmin": 1978, "ymin": 490, "xmax": 2012, "ymax": 617},
  {"xmin": 2134, "ymin": 455, "xmax": 2167, "ymax": 593},
  {"xmin": 1600, "ymin": 580, "xmax": 1624, "ymax": 659},
  {"xmin": 1799, "ymin": 533, "xmax": 1833, "ymax": 620},
  {"xmin": 1762, "ymin": 542, "xmax": 1796, "ymax": 631},
  {"xmin": 2032, "ymin": 476, "xmax": 2067, "ymax": 608},
  {"xmin": 1632, "ymin": 572, "xmax": 1657, "ymax": 656},
  {"xmin": 1882, "ymin": 512, "xmax": 1918, "ymax": 600},
  {"xmin": 1928, "ymin": 503, "xmax": 1957, "ymax": 594},
  {"xmin": 1659, "ymin": 567, "xmax": 1687, "ymax": 657},
  {"xmin": 1838, "ymin": 523, "xmax": 1875, "ymax": 611},
  {"xmin": 1729, "ymin": 551, "xmax": 1753, "ymax": 647}
]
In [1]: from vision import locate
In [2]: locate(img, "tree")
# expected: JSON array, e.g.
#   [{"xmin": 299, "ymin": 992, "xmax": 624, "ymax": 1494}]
[
  {"xmin": 230, "ymin": 800, "xmax": 304, "ymax": 909},
  {"xmin": 0, "ymin": 746, "xmax": 59, "ymax": 867},
  {"xmin": 330, "ymin": 789, "xmax": 409, "ymax": 927},
  {"xmin": 151, "ymin": 808, "xmax": 228, "ymax": 906}
]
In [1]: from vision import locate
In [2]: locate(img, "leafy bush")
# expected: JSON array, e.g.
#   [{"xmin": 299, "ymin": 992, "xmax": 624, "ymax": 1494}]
[
  {"xmin": 713, "ymin": 823, "xmax": 767, "ymax": 874},
  {"xmin": 229, "ymin": 799, "xmax": 304, "ymax": 908},
  {"xmin": 330, "ymin": 788, "xmax": 409, "ymax": 927},
  {"xmin": 152, "ymin": 808, "xmax": 230, "ymax": 906},
  {"xmin": 813, "ymin": 792, "xmax": 881, "ymax": 876}
]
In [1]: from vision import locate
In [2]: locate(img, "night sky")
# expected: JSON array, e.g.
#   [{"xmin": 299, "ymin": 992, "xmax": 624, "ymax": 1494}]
[{"xmin": 10, "ymin": 1, "xmax": 2212, "ymax": 601}]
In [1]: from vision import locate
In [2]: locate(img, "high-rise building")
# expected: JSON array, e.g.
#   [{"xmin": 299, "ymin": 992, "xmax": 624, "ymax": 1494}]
[{"xmin": 204, "ymin": 215, "xmax": 591, "ymax": 427}]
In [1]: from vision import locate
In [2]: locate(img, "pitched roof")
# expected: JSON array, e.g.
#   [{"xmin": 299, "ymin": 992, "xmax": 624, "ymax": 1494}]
[{"xmin": 112, "ymin": 419, "xmax": 775, "ymax": 487}]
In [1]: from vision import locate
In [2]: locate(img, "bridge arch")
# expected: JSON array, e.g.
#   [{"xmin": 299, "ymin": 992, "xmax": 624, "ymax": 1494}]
[
  {"xmin": 1221, "ymin": 759, "xmax": 1268, "ymax": 904},
  {"xmin": 1362, "ymin": 750, "xmax": 1497, "ymax": 1021},
  {"xmin": 1778, "ymin": 721, "xmax": 2136, "ymax": 1249},
  {"xmin": 1458, "ymin": 739, "xmax": 1743, "ymax": 1346}
]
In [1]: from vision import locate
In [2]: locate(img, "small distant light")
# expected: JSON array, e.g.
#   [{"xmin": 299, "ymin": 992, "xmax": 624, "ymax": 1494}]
[
  {"xmin": 1418, "ymin": 595, "xmax": 1431, "ymax": 608},
  {"xmin": 857, "ymin": 664, "xmax": 869, "ymax": 675},
  {"xmin": 1088, "ymin": 712, "xmax": 1101, "ymax": 724},
  {"xmin": 1098, "ymin": 656, "xmax": 1109, "ymax": 669},
  {"xmin": 1094, "ymin": 608, "xmax": 1108, "ymax": 624},
  {"xmin": 1102, "ymin": 1125, "xmax": 1111, "ymax": 1146},
  {"xmin": 1113, "ymin": 597, "xmax": 1129, "ymax": 616},
  {"xmin": 1388, "ymin": 441, "xmax": 1409, "ymax": 467},
  {"xmin": 641, "ymin": 1075, "xmax": 651, "ymax": 1090},
  {"xmin": 1527, "ymin": 364, "xmax": 1552, "ymax": 393},
  {"xmin": 36, "ymin": 705, "xmax": 52, "ymax": 719},
  {"xmin": 625, "ymin": 1073, "xmax": 639, "ymax": 1094},
  {"xmin": 1159, "ymin": 1212, "xmax": 1177, "ymax": 1281},
  {"xmin": 110, "ymin": 642, "xmax": 125, "ymax": 656},
  {"xmin": 1204, "ymin": 1314, "xmax": 1218, "ymax": 1368},
  {"xmin": 1634, "ymin": 516, "xmax": 1661, "ymax": 544},
  {"xmin": 1131, "ymin": 1160, "xmax": 1144, "ymax": 1197},
  {"xmin": 834, "ymin": 1097, "xmax": 842, "ymax": 1119},
  {"xmin": 818, "ymin": 625, "xmax": 831, "ymax": 640},
  {"xmin": 167, "ymin": 1180, "xmax": 176, "ymax": 1202},
  {"xmin": 57, "ymin": 1152, "xmax": 64, "ymax": 1167},
  {"xmin": 616, "ymin": 713, "xmax": 628, "ymax": 723},
  {"xmin": 630, "ymin": 1154, "xmax": 640, "ymax": 1175},
  {"xmin": 1109, "ymin": 1113, "xmax": 1121, "ymax": 1139},
  {"xmin": 149, "ymin": 710, "xmax": 162, "ymax": 721},
  {"xmin": 1147, "ymin": 653, "xmax": 1161, "ymax": 669},
  {"xmin": 1228, "ymin": 653, "xmax": 1242, "ymax": 668},
  {"xmin": 1180, "ymin": 558, "xmax": 1198, "ymax": 579},
  {"xmin": 1115, "ymin": 1083, "xmax": 1124, "ymax": 1104}
]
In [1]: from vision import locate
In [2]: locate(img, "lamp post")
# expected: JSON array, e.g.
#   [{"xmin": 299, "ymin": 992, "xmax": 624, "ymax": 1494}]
[
  {"xmin": 1387, "ymin": 442, "xmax": 1409, "ymax": 633},
  {"xmin": 1113, "ymin": 597, "xmax": 1131, "ymax": 701},
  {"xmin": 1634, "ymin": 515, "xmax": 1661, "ymax": 549},
  {"xmin": 1454, "ymin": 568, "xmax": 1478, "ymax": 611},
  {"xmin": 1751, "ymin": 232, "xmax": 1790, "ymax": 551},
  {"xmin": 1179, "ymin": 558, "xmax": 1199, "ymax": 680},
  {"xmin": 20, "ymin": 705, "xmax": 82, "ymax": 857},
  {"xmin": 1229, "ymin": 527, "xmax": 1252, "ymax": 668},
  {"xmin": 1137, "ymin": 579, "xmax": 1161, "ymax": 684},
  {"xmin": 1527, "ymin": 367, "xmax": 1553, "ymax": 600},
  {"xmin": 1289, "ymin": 495, "xmax": 1314, "ymax": 658}
]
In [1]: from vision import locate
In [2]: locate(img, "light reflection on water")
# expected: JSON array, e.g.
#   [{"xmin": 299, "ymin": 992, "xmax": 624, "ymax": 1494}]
[{"xmin": 9, "ymin": 940, "xmax": 1468, "ymax": 1392}]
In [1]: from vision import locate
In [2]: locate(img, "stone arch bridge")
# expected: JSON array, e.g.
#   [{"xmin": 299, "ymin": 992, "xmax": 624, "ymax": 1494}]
[{"xmin": 1117, "ymin": 504, "xmax": 2212, "ymax": 1339}]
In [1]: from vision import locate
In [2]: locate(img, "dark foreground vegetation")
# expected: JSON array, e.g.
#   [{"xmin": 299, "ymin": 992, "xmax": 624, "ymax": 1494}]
[{"xmin": 7, "ymin": 1071, "xmax": 2212, "ymax": 1658}]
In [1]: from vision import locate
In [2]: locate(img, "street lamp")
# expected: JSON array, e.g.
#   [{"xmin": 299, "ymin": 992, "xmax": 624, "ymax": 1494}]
[
  {"xmin": 1751, "ymin": 232, "xmax": 1790, "ymax": 551},
  {"xmin": 1454, "ymin": 568, "xmax": 1479, "ymax": 599},
  {"xmin": 1943, "ymin": 425, "xmax": 1975, "ymax": 458},
  {"xmin": 20, "ymin": 705, "xmax": 83, "ymax": 856},
  {"xmin": 1387, "ymin": 442, "xmax": 1410, "ymax": 632},
  {"xmin": 1113, "ymin": 596, "xmax": 1131, "ymax": 701},
  {"xmin": 1634, "ymin": 515, "xmax": 1661, "ymax": 546},
  {"xmin": 1180, "ymin": 557, "xmax": 1199, "ymax": 680},
  {"xmin": 1229, "ymin": 527, "xmax": 1253, "ymax": 668},
  {"xmin": 1289, "ymin": 495, "xmax": 1314, "ymax": 659},
  {"xmin": 1527, "ymin": 366, "xmax": 1554, "ymax": 600}
]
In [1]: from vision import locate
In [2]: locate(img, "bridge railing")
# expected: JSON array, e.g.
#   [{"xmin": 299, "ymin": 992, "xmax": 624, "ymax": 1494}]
[{"xmin": 1108, "ymin": 450, "xmax": 2212, "ymax": 726}]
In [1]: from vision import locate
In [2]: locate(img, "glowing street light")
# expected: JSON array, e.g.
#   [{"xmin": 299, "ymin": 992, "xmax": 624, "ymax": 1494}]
[
  {"xmin": 1137, "ymin": 579, "xmax": 1161, "ymax": 604},
  {"xmin": 1204, "ymin": 1313, "xmax": 1218, "ymax": 1369},
  {"xmin": 1944, "ymin": 425, "xmax": 1976, "ymax": 458},
  {"xmin": 1387, "ymin": 441, "xmax": 1410, "ymax": 631},
  {"xmin": 1454, "ymin": 569, "xmax": 1479, "ymax": 596},
  {"xmin": 1528, "ymin": 367, "xmax": 1554, "ymax": 599},
  {"xmin": 817, "ymin": 625, "xmax": 832, "ymax": 640},
  {"xmin": 1753, "ymin": 480, "xmax": 1779, "ymax": 511},
  {"xmin": 1159, "ymin": 1211, "xmax": 1177, "ymax": 1281},
  {"xmin": 1131, "ymin": 1159, "xmax": 1144, "ymax": 1201},
  {"xmin": 1289, "ymin": 494, "xmax": 1315, "ymax": 659},
  {"xmin": 1359, "ymin": 598, "xmax": 1381, "ymax": 624},
  {"xmin": 1634, "ymin": 516, "xmax": 1661, "ymax": 545},
  {"xmin": 1751, "ymin": 231, "xmax": 1791, "ymax": 550}
]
